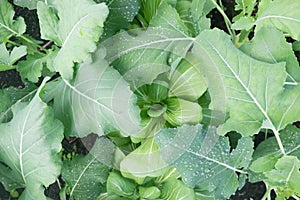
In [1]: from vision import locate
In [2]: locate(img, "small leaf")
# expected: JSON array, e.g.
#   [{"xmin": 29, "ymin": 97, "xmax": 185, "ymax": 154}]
[
  {"xmin": 37, "ymin": 0, "xmax": 109, "ymax": 79},
  {"xmin": 138, "ymin": 186, "xmax": 161, "ymax": 199},
  {"xmin": 155, "ymin": 124, "xmax": 254, "ymax": 199},
  {"xmin": 107, "ymin": 171, "xmax": 138, "ymax": 197},
  {"xmin": 13, "ymin": 0, "xmax": 42, "ymax": 10},
  {"xmin": 62, "ymin": 137, "xmax": 114, "ymax": 200},
  {"xmin": 0, "ymin": 0, "xmax": 26, "ymax": 42},
  {"xmin": 0, "ymin": 79, "xmax": 64, "ymax": 200},
  {"xmin": 0, "ymin": 43, "xmax": 26, "ymax": 71}
]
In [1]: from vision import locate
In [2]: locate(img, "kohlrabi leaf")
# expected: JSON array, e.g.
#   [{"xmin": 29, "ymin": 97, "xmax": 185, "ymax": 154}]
[
  {"xmin": 233, "ymin": 0, "xmax": 256, "ymax": 21},
  {"xmin": 161, "ymin": 178, "xmax": 196, "ymax": 200},
  {"xmin": 265, "ymin": 156, "xmax": 300, "ymax": 199},
  {"xmin": 44, "ymin": 47, "xmax": 141, "ymax": 137},
  {"xmin": 0, "ymin": 43, "xmax": 26, "ymax": 71},
  {"xmin": 62, "ymin": 137, "xmax": 114, "ymax": 200},
  {"xmin": 0, "ymin": 79, "xmax": 64, "ymax": 200},
  {"xmin": 193, "ymin": 29, "xmax": 300, "ymax": 155},
  {"xmin": 17, "ymin": 50, "xmax": 58, "ymax": 83},
  {"xmin": 96, "ymin": 0, "xmax": 140, "ymax": 39},
  {"xmin": 255, "ymin": 0, "xmax": 300, "ymax": 41},
  {"xmin": 0, "ymin": 0, "xmax": 26, "ymax": 42},
  {"xmin": 0, "ymin": 83, "xmax": 37, "ymax": 123},
  {"xmin": 250, "ymin": 125, "xmax": 300, "ymax": 174},
  {"xmin": 13, "ymin": 0, "xmax": 42, "ymax": 10},
  {"xmin": 37, "ymin": 0, "xmax": 109, "ymax": 80},
  {"xmin": 155, "ymin": 124, "xmax": 254, "ymax": 200},
  {"xmin": 241, "ymin": 27, "xmax": 300, "ymax": 84},
  {"xmin": 106, "ymin": 171, "xmax": 138, "ymax": 198}
]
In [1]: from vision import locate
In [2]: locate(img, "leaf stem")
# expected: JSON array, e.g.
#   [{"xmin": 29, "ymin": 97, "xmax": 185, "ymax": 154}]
[
  {"xmin": 210, "ymin": 0, "xmax": 236, "ymax": 39},
  {"xmin": 272, "ymin": 129, "xmax": 286, "ymax": 155}
]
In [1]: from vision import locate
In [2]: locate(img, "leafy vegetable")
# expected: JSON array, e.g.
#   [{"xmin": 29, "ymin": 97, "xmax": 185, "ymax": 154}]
[{"xmin": 0, "ymin": 43, "xmax": 26, "ymax": 71}]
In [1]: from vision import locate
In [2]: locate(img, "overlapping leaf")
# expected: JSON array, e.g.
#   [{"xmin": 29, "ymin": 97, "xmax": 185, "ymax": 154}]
[
  {"xmin": 0, "ymin": 43, "xmax": 27, "ymax": 71},
  {"xmin": 62, "ymin": 137, "xmax": 114, "ymax": 200},
  {"xmin": 37, "ymin": 0, "xmax": 109, "ymax": 79},
  {"xmin": 0, "ymin": 0, "xmax": 26, "ymax": 42},
  {"xmin": 44, "ymin": 47, "xmax": 141, "ymax": 137},
  {"xmin": 155, "ymin": 124, "xmax": 254, "ymax": 199},
  {"xmin": 193, "ymin": 29, "xmax": 300, "ymax": 148},
  {"xmin": 0, "ymin": 79, "xmax": 64, "ymax": 200},
  {"xmin": 13, "ymin": 0, "xmax": 42, "ymax": 10}
]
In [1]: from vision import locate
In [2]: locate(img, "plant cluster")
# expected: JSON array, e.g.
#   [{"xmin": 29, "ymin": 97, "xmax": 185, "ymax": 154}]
[{"xmin": 1, "ymin": 0, "xmax": 300, "ymax": 199}]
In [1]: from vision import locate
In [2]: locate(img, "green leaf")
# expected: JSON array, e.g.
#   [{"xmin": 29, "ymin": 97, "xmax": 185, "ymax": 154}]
[
  {"xmin": 241, "ymin": 27, "xmax": 300, "ymax": 84},
  {"xmin": 161, "ymin": 178, "xmax": 195, "ymax": 200},
  {"xmin": 138, "ymin": 186, "xmax": 161, "ymax": 199},
  {"xmin": 17, "ymin": 50, "xmax": 58, "ymax": 83},
  {"xmin": 233, "ymin": 0, "xmax": 256, "ymax": 21},
  {"xmin": 250, "ymin": 125, "xmax": 300, "ymax": 174},
  {"xmin": 0, "ymin": 0, "xmax": 26, "ymax": 42},
  {"xmin": 62, "ymin": 137, "xmax": 114, "ymax": 200},
  {"xmin": 107, "ymin": 171, "xmax": 138, "ymax": 197},
  {"xmin": 37, "ymin": 0, "xmax": 109, "ymax": 79},
  {"xmin": 164, "ymin": 98, "xmax": 202, "ymax": 127},
  {"xmin": 265, "ymin": 156, "xmax": 300, "ymax": 199},
  {"xmin": 0, "ymin": 43, "xmax": 27, "ymax": 71},
  {"xmin": 255, "ymin": 0, "xmax": 300, "ymax": 40},
  {"xmin": 96, "ymin": 0, "xmax": 140, "ymax": 39},
  {"xmin": 231, "ymin": 16, "xmax": 255, "ymax": 31},
  {"xmin": 155, "ymin": 124, "xmax": 254, "ymax": 199},
  {"xmin": 0, "ymin": 83, "xmax": 37, "ymax": 123},
  {"xmin": 0, "ymin": 79, "xmax": 64, "ymax": 200},
  {"xmin": 193, "ymin": 29, "xmax": 300, "ymax": 154},
  {"xmin": 44, "ymin": 47, "xmax": 141, "ymax": 137},
  {"xmin": 13, "ymin": 0, "xmax": 42, "ymax": 10}
]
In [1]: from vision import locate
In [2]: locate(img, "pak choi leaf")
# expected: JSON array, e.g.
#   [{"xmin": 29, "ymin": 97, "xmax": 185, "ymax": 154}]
[
  {"xmin": 37, "ymin": 0, "xmax": 109, "ymax": 80},
  {"xmin": 193, "ymin": 29, "xmax": 300, "ymax": 155},
  {"xmin": 0, "ymin": 0, "xmax": 26, "ymax": 42},
  {"xmin": 155, "ymin": 124, "xmax": 254, "ymax": 199},
  {"xmin": 62, "ymin": 137, "xmax": 114, "ymax": 200},
  {"xmin": 0, "ymin": 79, "xmax": 64, "ymax": 200},
  {"xmin": 0, "ymin": 43, "xmax": 27, "ymax": 71},
  {"xmin": 161, "ymin": 178, "xmax": 196, "ymax": 200},
  {"xmin": 44, "ymin": 47, "xmax": 141, "ymax": 137},
  {"xmin": 241, "ymin": 27, "xmax": 300, "ymax": 84}
]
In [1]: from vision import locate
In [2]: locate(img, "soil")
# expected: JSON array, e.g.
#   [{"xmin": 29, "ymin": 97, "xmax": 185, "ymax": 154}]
[{"xmin": 1, "ymin": 1, "xmax": 300, "ymax": 200}]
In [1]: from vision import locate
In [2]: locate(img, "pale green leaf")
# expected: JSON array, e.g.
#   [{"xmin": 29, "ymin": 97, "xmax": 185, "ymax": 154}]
[
  {"xmin": 193, "ymin": 29, "xmax": 300, "ymax": 142},
  {"xmin": 37, "ymin": 0, "xmax": 109, "ymax": 79},
  {"xmin": 62, "ymin": 137, "xmax": 114, "ymax": 200},
  {"xmin": 241, "ymin": 27, "xmax": 300, "ymax": 84},
  {"xmin": 13, "ymin": 0, "xmax": 42, "ymax": 10},
  {"xmin": 233, "ymin": 0, "xmax": 256, "ymax": 21},
  {"xmin": 0, "ymin": 0, "xmax": 26, "ymax": 42},
  {"xmin": 138, "ymin": 186, "xmax": 161, "ymax": 199},
  {"xmin": 231, "ymin": 16, "xmax": 255, "ymax": 31},
  {"xmin": 107, "ymin": 171, "xmax": 137, "ymax": 197},
  {"xmin": 0, "ymin": 43, "xmax": 26, "ymax": 71},
  {"xmin": 255, "ymin": 0, "xmax": 300, "ymax": 40},
  {"xmin": 161, "ymin": 178, "xmax": 195, "ymax": 200},
  {"xmin": 44, "ymin": 47, "xmax": 141, "ymax": 137},
  {"xmin": 0, "ymin": 79, "xmax": 64, "ymax": 200},
  {"xmin": 155, "ymin": 124, "xmax": 254, "ymax": 199}
]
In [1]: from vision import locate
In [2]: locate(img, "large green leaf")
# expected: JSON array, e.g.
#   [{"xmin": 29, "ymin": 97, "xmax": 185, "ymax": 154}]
[
  {"xmin": 96, "ymin": 0, "xmax": 140, "ymax": 39},
  {"xmin": 0, "ymin": 43, "xmax": 27, "ymax": 71},
  {"xmin": 0, "ymin": 79, "xmax": 64, "ymax": 200},
  {"xmin": 155, "ymin": 124, "xmax": 254, "ymax": 199},
  {"xmin": 193, "ymin": 29, "xmax": 300, "ymax": 154},
  {"xmin": 0, "ymin": 0, "xmax": 26, "ymax": 42},
  {"xmin": 44, "ymin": 47, "xmax": 141, "ymax": 137},
  {"xmin": 241, "ymin": 27, "xmax": 300, "ymax": 84},
  {"xmin": 37, "ymin": 0, "xmax": 109, "ymax": 80},
  {"xmin": 255, "ymin": 0, "xmax": 300, "ymax": 40},
  {"xmin": 62, "ymin": 137, "xmax": 114, "ymax": 200}
]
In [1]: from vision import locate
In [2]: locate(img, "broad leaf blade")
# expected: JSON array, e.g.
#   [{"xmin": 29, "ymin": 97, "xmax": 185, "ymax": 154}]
[
  {"xmin": 255, "ymin": 0, "xmax": 300, "ymax": 40},
  {"xmin": 0, "ymin": 79, "xmax": 64, "ymax": 200},
  {"xmin": 62, "ymin": 137, "xmax": 114, "ymax": 200},
  {"xmin": 37, "ymin": 0, "xmax": 109, "ymax": 79},
  {"xmin": 0, "ymin": 0, "xmax": 26, "ymax": 42},
  {"xmin": 241, "ymin": 27, "xmax": 300, "ymax": 84},
  {"xmin": 44, "ymin": 47, "xmax": 141, "ymax": 137},
  {"xmin": 193, "ymin": 29, "xmax": 300, "ymax": 139},
  {"xmin": 155, "ymin": 124, "xmax": 254, "ymax": 199}
]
